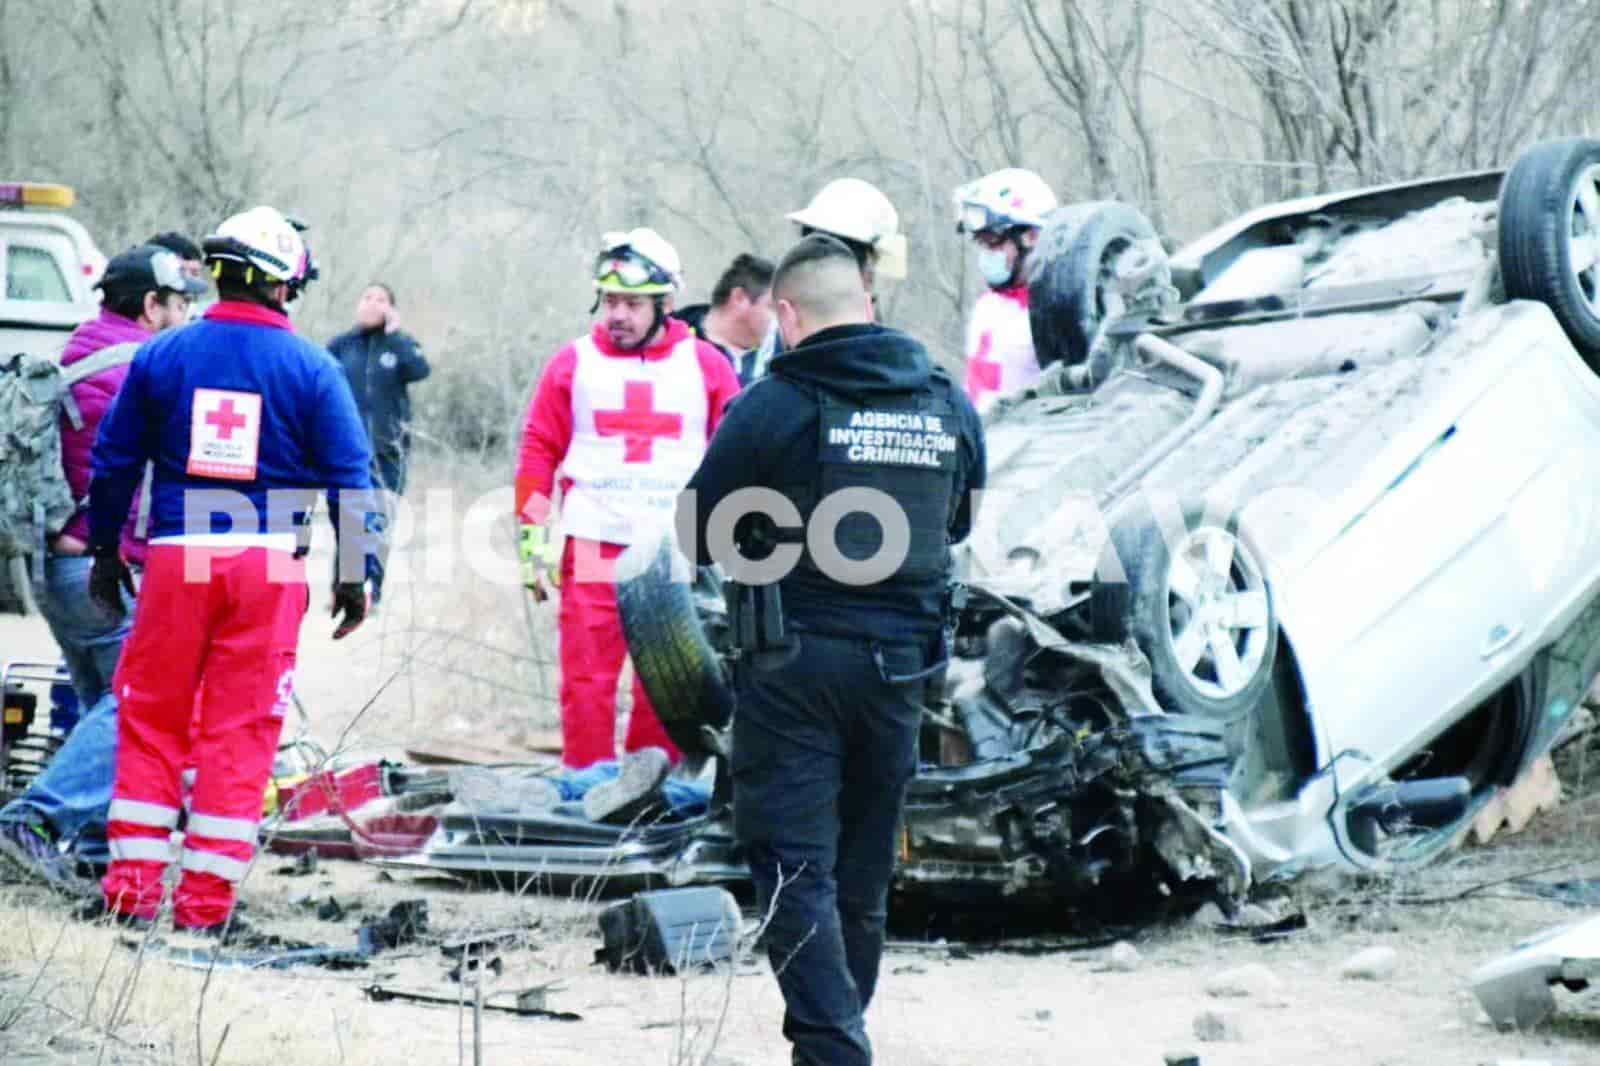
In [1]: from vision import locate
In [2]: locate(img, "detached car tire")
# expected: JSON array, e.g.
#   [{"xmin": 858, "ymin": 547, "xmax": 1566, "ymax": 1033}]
[
  {"xmin": 1499, "ymin": 136, "xmax": 1600, "ymax": 362},
  {"xmin": 616, "ymin": 532, "xmax": 734, "ymax": 758},
  {"xmin": 1027, "ymin": 201, "xmax": 1164, "ymax": 373},
  {"xmin": 1091, "ymin": 499, "xmax": 1278, "ymax": 721}
]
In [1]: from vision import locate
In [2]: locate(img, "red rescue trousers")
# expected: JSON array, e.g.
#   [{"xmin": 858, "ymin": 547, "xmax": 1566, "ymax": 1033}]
[
  {"xmin": 102, "ymin": 543, "xmax": 306, "ymax": 928},
  {"xmin": 558, "ymin": 537, "xmax": 681, "ymax": 769}
]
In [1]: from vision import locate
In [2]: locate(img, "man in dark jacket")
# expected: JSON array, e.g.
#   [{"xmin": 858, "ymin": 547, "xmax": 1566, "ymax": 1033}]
[
  {"xmin": 327, "ymin": 283, "xmax": 430, "ymax": 603},
  {"xmin": 678, "ymin": 234, "xmax": 985, "ymax": 1066}
]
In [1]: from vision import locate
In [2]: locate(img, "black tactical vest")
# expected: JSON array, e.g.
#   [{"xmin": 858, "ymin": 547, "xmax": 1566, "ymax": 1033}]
[{"xmin": 778, "ymin": 383, "xmax": 961, "ymax": 583}]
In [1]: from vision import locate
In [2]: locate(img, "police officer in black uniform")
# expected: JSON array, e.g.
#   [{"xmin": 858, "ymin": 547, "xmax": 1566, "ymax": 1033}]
[{"xmin": 678, "ymin": 234, "xmax": 985, "ymax": 1066}]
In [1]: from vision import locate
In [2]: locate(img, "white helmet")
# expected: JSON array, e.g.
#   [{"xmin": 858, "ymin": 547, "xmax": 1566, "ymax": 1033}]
[
  {"xmin": 953, "ymin": 168, "xmax": 1058, "ymax": 236},
  {"xmin": 203, "ymin": 205, "xmax": 308, "ymax": 285},
  {"xmin": 594, "ymin": 227, "xmax": 683, "ymax": 295},
  {"xmin": 786, "ymin": 178, "xmax": 907, "ymax": 280}
]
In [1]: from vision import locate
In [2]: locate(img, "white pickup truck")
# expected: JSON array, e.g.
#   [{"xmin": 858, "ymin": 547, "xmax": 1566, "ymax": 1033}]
[{"xmin": 0, "ymin": 182, "xmax": 104, "ymax": 360}]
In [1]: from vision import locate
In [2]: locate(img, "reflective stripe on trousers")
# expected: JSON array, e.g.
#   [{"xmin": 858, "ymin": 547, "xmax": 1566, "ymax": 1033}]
[
  {"xmin": 106, "ymin": 798, "xmax": 179, "ymax": 830},
  {"xmin": 108, "ymin": 836, "xmax": 174, "ymax": 863},
  {"xmin": 179, "ymin": 849, "xmax": 250, "ymax": 883}
]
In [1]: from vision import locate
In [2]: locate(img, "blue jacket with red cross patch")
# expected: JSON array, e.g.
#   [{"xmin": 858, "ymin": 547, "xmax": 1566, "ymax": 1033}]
[{"xmin": 88, "ymin": 302, "xmax": 374, "ymax": 549}]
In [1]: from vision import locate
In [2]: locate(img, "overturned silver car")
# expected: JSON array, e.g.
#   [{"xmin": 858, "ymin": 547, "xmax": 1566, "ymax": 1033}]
[{"xmin": 611, "ymin": 137, "xmax": 1600, "ymax": 917}]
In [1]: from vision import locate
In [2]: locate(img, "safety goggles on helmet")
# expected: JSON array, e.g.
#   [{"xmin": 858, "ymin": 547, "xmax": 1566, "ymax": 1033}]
[
  {"xmin": 956, "ymin": 200, "xmax": 1028, "ymax": 237},
  {"xmin": 593, "ymin": 247, "xmax": 675, "ymax": 292}
]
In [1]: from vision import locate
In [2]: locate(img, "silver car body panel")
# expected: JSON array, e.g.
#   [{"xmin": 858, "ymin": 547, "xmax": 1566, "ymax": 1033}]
[{"xmin": 1471, "ymin": 912, "xmax": 1600, "ymax": 1028}]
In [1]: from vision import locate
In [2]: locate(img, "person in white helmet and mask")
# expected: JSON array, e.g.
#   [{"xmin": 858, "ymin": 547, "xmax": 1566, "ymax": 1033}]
[
  {"xmin": 86, "ymin": 205, "xmax": 376, "ymax": 936},
  {"xmin": 953, "ymin": 168, "xmax": 1058, "ymax": 414},
  {"xmin": 515, "ymin": 228, "xmax": 741, "ymax": 790}
]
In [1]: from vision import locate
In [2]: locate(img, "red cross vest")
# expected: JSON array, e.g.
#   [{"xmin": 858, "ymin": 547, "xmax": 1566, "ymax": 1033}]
[
  {"xmin": 963, "ymin": 287, "xmax": 1039, "ymax": 415},
  {"xmin": 560, "ymin": 332, "xmax": 709, "ymax": 544}
]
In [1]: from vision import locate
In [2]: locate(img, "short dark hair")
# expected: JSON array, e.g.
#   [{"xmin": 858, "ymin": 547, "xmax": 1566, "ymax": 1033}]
[
  {"xmin": 710, "ymin": 253, "xmax": 775, "ymax": 308},
  {"xmin": 798, "ymin": 225, "xmax": 873, "ymax": 273},
  {"xmin": 367, "ymin": 282, "xmax": 397, "ymax": 306},
  {"xmin": 105, "ymin": 288, "xmax": 183, "ymax": 321},
  {"xmin": 146, "ymin": 231, "xmax": 202, "ymax": 262},
  {"xmin": 773, "ymin": 234, "xmax": 860, "ymax": 297},
  {"xmin": 772, "ymin": 233, "xmax": 869, "ymax": 323}
]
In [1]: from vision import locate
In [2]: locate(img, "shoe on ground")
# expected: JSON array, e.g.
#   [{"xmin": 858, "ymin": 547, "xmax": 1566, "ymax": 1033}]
[
  {"xmin": 583, "ymin": 747, "xmax": 671, "ymax": 825},
  {"xmin": 0, "ymin": 818, "xmax": 93, "ymax": 896}
]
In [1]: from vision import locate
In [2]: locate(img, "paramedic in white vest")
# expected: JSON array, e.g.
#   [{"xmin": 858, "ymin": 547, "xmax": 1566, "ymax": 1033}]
[
  {"xmin": 953, "ymin": 168, "xmax": 1059, "ymax": 414},
  {"xmin": 515, "ymin": 228, "xmax": 741, "ymax": 769}
]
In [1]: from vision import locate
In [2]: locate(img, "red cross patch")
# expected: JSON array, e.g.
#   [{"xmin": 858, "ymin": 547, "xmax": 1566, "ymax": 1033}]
[{"xmin": 187, "ymin": 388, "xmax": 263, "ymax": 481}]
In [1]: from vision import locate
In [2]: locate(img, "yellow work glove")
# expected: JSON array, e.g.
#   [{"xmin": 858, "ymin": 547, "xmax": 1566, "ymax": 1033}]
[{"xmin": 519, "ymin": 524, "xmax": 562, "ymax": 598}]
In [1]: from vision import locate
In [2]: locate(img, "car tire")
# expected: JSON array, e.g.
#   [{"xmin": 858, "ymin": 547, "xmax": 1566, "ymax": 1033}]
[
  {"xmin": 1091, "ymin": 498, "xmax": 1278, "ymax": 721},
  {"xmin": 1498, "ymin": 136, "xmax": 1600, "ymax": 362},
  {"xmin": 616, "ymin": 533, "xmax": 734, "ymax": 757},
  {"xmin": 1027, "ymin": 201, "xmax": 1165, "ymax": 374}
]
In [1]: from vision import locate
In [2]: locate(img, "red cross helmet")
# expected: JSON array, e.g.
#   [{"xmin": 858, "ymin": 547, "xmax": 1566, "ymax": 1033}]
[
  {"xmin": 202, "ymin": 205, "xmax": 309, "ymax": 286},
  {"xmin": 953, "ymin": 168, "xmax": 1059, "ymax": 236},
  {"xmin": 594, "ymin": 228, "xmax": 683, "ymax": 295}
]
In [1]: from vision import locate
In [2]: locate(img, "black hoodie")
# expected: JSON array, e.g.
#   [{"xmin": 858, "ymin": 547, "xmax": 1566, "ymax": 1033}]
[{"xmin": 681, "ymin": 323, "xmax": 985, "ymax": 640}]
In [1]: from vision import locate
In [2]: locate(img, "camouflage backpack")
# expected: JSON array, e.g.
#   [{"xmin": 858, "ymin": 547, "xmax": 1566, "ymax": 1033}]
[{"xmin": 0, "ymin": 343, "xmax": 138, "ymax": 614}]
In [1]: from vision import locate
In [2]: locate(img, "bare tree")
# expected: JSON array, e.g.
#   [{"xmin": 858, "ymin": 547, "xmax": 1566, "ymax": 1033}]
[{"xmin": 1014, "ymin": 0, "xmax": 1168, "ymax": 232}]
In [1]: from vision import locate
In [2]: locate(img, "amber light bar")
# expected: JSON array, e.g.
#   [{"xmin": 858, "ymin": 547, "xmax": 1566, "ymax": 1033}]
[{"xmin": 0, "ymin": 182, "xmax": 76, "ymax": 209}]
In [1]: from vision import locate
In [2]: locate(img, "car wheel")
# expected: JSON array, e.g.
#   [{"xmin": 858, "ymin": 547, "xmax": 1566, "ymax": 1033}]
[
  {"xmin": 1027, "ymin": 201, "xmax": 1165, "ymax": 374},
  {"xmin": 1498, "ymin": 136, "xmax": 1600, "ymax": 362},
  {"xmin": 616, "ymin": 532, "xmax": 734, "ymax": 758},
  {"xmin": 1092, "ymin": 499, "xmax": 1278, "ymax": 720}
]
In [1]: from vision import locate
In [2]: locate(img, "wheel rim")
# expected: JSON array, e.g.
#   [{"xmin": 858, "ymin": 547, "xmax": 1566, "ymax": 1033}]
[
  {"xmin": 1093, "ymin": 238, "xmax": 1129, "ymax": 322},
  {"xmin": 1162, "ymin": 527, "xmax": 1270, "ymax": 699},
  {"xmin": 1567, "ymin": 163, "xmax": 1600, "ymax": 315}
]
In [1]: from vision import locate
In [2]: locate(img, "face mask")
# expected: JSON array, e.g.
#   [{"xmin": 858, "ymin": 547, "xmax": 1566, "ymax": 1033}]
[{"xmin": 977, "ymin": 247, "xmax": 1014, "ymax": 288}]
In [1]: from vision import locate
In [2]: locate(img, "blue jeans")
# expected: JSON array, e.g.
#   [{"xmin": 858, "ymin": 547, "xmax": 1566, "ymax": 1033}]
[
  {"xmin": 34, "ymin": 554, "xmax": 133, "ymax": 708},
  {"xmin": 0, "ymin": 554, "xmax": 133, "ymax": 856},
  {"xmin": 560, "ymin": 760, "xmax": 711, "ymax": 815},
  {"xmin": 731, "ymin": 631, "xmax": 927, "ymax": 1066},
  {"xmin": 0, "ymin": 692, "xmax": 117, "ymax": 857},
  {"xmin": 369, "ymin": 450, "xmax": 408, "ymax": 601}
]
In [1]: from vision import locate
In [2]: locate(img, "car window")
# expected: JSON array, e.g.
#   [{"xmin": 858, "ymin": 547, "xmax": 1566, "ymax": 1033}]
[{"xmin": 6, "ymin": 242, "xmax": 73, "ymax": 302}]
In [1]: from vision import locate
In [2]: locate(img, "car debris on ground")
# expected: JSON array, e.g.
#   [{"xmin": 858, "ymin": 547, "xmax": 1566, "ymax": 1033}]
[{"xmin": 1471, "ymin": 912, "xmax": 1600, "ymax": 1029}]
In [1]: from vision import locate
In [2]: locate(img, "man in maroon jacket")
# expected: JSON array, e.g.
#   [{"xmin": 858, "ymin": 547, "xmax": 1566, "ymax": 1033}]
[{"xmin": 0, "ymin": 243, "xmax": 204, "ymax": 891}]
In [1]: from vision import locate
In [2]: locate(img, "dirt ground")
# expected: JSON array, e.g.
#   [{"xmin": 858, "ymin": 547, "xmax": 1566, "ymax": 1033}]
[{"xmin": 4, "ymin": 489, "xmax": 1600, "ymax": 1065}]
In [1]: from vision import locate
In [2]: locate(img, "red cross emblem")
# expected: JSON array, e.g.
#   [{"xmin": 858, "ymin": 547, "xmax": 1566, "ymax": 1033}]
[
  {"xmin": 187, "ymin": 388, "xmax": 262, "ymax": 481},
  {"xmin": 205, "ymin": 397, "xmax": 248, "ymax": 440},
  {"xmin": 966, "ymin": 330, "xmax": 1001, "ymax": 396},
  {"xmin": 594, "ymin": 381, "xmax": 683, "ymax": 463}
]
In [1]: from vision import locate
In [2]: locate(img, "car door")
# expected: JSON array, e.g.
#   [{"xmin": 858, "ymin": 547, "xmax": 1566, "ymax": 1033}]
[{"xmin": 1279, "ymin": 305, "xmax": 1600, "ymax": 791}]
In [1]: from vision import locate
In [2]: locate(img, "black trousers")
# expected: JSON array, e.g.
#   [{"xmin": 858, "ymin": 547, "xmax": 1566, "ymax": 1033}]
[{"xmin": 732, "ymin": 630, "xmax": 927, "ymax": 1066}]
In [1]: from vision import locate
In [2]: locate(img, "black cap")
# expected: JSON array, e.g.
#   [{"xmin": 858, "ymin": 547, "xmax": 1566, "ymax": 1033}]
[{"xmin": 97, "ymin": 244, "xmax": 209, "ymax": 299}]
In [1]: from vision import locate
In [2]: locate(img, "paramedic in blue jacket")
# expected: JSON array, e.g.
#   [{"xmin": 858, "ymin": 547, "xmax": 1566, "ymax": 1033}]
[
  {"xmin": 84, "ymin": 205, "xmax": 376, "ymax": 935},
  {"xmin": 677, "ymin": 234, "xmax": 986, "ymax": 1066}
]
